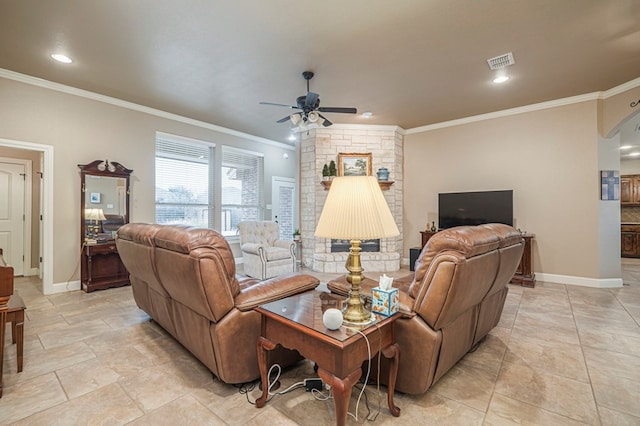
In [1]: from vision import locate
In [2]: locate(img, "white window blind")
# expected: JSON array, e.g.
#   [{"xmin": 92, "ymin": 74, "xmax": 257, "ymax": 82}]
[
  {"xmin": 155, "ymin": 135, "xmax": 214, "ymax": 227},
  {"xmin": 221, "ymin": 146, "xmax": 263, "ymax": 237}
]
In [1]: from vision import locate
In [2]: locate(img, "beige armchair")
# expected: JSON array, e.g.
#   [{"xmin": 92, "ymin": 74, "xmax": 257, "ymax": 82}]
[{"xmin": 238, "ymin": 221, "xmax": 296, "ymax": 279}]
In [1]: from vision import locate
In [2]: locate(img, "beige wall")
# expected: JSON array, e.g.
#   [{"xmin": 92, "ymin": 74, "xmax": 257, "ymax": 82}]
[
  {"xmin": 0, "ymin": 77, "xmax": 296, "ymax": 289},
  {"xmin": 404, "ymin": 101, "xmax": 603, "ymax": 280}
]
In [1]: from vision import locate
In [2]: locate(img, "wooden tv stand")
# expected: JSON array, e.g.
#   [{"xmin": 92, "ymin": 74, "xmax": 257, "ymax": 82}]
[{"xmin": 420, "ymin": 230, "xmax": 535, "ymax": 287}]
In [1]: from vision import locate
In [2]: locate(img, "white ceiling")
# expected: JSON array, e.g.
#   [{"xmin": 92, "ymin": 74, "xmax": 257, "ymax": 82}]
[{"xmin": 1, "ymin": 0, "xmax": 639, "ymax": 145}]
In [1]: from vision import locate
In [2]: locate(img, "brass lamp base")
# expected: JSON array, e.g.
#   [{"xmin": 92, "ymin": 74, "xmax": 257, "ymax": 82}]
[{"xmin": 342, "ymin": 240, "xmax": 375, "ymax": 325}]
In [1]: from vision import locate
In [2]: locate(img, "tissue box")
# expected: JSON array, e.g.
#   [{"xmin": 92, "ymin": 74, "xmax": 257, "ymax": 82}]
[{"xmin": 371, "ymin": 286, "xmax": 399, "ymax": 317}]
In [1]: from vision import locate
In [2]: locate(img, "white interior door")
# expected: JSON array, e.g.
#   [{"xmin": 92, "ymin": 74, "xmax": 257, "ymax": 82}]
[
  {"xmin": 0, "ymin": 161, "xmax": 25, "ymax": 275},
  {"xmin": 272, "ymin": 177, "xmax": 296, "ymax": 240}
]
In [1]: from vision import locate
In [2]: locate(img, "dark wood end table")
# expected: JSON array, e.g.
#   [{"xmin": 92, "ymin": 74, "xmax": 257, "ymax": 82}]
[{"xmin": 255, "ymin": 290, "xmax": 400, "ymax": 425}]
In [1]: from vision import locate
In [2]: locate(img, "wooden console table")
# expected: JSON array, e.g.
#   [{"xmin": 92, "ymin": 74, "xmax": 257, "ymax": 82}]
[
  {"xmin": 255, "ymin": 291, "xmax": 400, "ymax": 425},
  {"xmin": 420, "ymin": 230, "xmax": 438, "ymax": 248},
  {"xmin": 510, "ymin": 234, "xmax": 535, "ymax": 287},
  {"xmin": 82, "ymin": 242, "xmax": 130, "ymax": 292}
]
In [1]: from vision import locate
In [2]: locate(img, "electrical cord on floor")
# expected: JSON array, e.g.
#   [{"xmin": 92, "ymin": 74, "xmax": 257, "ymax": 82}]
[
  {"xmin": 367, "ymin": 322, "xmax": 383, "ymax": 422},
  {"xmin": 345, "ymin": 327, "xmax": 372, "ymax": 422},
  {"xmin": 237, "ymin": 363, "xmax": 305, "ymax": 405},
  {"xmin": 66, "ymin": 241, "xmax": 86, "ymax": 291}
]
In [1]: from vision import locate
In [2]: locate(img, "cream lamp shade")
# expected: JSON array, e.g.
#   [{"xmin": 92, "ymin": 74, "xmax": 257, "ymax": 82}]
[
  {"xmin": 315, "ymin": 175, "xmax": 399, "ymax": 324},
  {"xmin": 315, "ymin": 176, "xmax": 399, "ymax": 240},
  {"xmin": 85, "ymin": 208, "xmax": 107, "ymax": 221}
]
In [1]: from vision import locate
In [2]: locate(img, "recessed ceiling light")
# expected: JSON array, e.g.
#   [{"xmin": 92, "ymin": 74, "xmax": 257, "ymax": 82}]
[
  {"xmin": 288, "ymin": 134, "xmax": 296, "ymax": 141},
  {"xmin": 362, "ymin": 112, "xmax": 373, "ymax": 118},
  {"xmin": 620, "ymin": 145, "xmax": 633, "ymax": 150},
  {"xmin": 628, "ymin": 152, "xmax": 640, "ymax": 157},
  {"xmin": 51, "ymin": 53, "xmax": 72, "ymax": 63},
  {"xmin": 492, "ymin": 75, "xmax": 510, "ymax": 84}
]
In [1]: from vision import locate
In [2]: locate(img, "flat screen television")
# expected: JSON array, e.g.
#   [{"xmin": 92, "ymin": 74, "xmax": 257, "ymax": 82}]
[{"xmin": 438, "ymin": 190, "xmax": 513, "ymax": 230}]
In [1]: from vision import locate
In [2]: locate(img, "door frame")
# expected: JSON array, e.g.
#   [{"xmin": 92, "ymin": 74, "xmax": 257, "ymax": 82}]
[
  {"xmin": 272, "ymin": 176, "xmax": 296, "ymax": 239},
  {"xmin": 0, "ymin": 137, "xmax": 53, "ymax": 295},
  {"xmin": 0, "ymin": 156, "xmax": 32, "ymax": 276}
]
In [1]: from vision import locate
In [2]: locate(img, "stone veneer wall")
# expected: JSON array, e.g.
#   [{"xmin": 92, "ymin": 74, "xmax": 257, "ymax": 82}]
[{"xmin": 298, "ymin": 125, "xmax": 404, "ymax": 273}]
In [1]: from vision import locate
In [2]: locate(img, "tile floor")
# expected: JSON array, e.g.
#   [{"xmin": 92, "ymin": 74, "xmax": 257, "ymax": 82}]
[{"xmin": 1, "ymin": 263, "xmax": 640, "ymax": 425}]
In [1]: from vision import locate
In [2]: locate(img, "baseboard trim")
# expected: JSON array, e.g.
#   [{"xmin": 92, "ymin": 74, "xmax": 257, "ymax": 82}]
[
  {"xmin": 51, "ymin": 280, "xmax": 81, "ymax": 294},
  {"xmin": 536, "ymin": 273, "xmax": 623, "ymax": 288}
]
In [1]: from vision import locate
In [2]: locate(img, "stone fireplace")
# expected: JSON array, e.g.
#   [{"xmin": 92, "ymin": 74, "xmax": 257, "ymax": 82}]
[{"xmin": 298, "ymin": 125, "xmax": 404, "ymax": 273}]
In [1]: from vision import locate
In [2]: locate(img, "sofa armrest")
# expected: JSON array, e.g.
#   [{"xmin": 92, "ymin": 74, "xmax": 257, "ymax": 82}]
[
  {"xmin": 327, "ymin": 277, "xmax": 416, "ymax": 318},
  {"xmin": 241, "ymin": 243, "xmax": 263, "ymax": 255},
  {"xmin": 235, "ymin": 273, "xmax": 320, "ymax": 311},
  {"xmin": 273, "ymin": 240, "xmax": 294, "ymax": 249}
]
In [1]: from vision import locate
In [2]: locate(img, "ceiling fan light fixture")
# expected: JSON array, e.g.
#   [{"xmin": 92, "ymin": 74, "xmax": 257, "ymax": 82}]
[
  {"xmin": 290, "ymin": 114, "xmax": 302, "ymax": 126},
  {"xmin": 307, "ymin": 111, "xmax": 320, "ymax": 123}
]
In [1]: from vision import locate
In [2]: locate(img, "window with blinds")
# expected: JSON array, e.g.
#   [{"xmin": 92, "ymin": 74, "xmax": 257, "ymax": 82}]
[
  {"xmin": 155, "ymin": 135, "xmax": 214, "ymax": 227},
  {"xmin": 221, "ymin": 146, "xmax": 264, "ymax": 237}
]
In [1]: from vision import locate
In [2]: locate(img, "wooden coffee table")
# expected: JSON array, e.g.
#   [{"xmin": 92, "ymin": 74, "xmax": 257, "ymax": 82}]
[{"xmin": 255, "ymin": 290, "xmax": 400, "ymax": 425}]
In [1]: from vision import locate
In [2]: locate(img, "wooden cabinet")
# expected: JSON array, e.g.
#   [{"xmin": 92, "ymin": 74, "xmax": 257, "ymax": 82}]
[
  {"xmin": 510, "ymin": 234, "xmax": 535, "ymax": 287},
  {"xmin": 621, "ymin": 225, "xmax": 640, "ymax": 257},
  {"xmin": 621, "ymin": 175, "xmax": 640, "ymax": 205},
  {"xmin": 420, "ymin": 230, "xmax": 438, "ymax": 248},
  {"xmin": 81, "ymin": 242, "xmax": 129, "ymax": 292}
]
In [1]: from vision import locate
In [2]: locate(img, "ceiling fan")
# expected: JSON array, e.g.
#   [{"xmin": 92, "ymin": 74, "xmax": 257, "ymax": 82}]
[{"xmin": 260, "ymin": 71, "xmax": 357, "ymax": 127}]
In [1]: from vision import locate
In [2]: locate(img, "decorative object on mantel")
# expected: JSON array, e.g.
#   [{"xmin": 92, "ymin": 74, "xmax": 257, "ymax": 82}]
[
  {"xmin": 338, "ymin": 152, "xmax": 372, "ymax": 176},
  {"xmin": 377, "ymin": 167, "xmax": 389, "ymax": 181},
  {"xmin": 328, "ymin": 160, "xmax": 337, "ymax": 178},
  {"xmin": 315, "ymin": 176, "xmax": 399, "ymax": 324},
  {"xmin": 322, "ymin": 163, "xmax": 330, "ymax": 181},
  {"xmin": 293, "ymin": 229, "xmax": 301, "ymax": 241},
  {"xmin": 430, "ymin": 221, "xmax": 437, "ymax": 232},
  {"xmin": 321, "ymin": 179, "xmax": 394, "ymax": 191}
]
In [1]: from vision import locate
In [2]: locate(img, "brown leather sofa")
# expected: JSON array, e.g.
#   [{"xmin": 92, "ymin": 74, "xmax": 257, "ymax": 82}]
[
  {"xmin": 329, "ymin": 223, "xmax": 524, "ymax": 394},
  {"xmin": 116, "ymin": 223, "xmax": 320, "ymax": 384}
]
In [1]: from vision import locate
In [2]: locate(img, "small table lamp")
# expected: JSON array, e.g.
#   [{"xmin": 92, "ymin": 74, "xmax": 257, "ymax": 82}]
[
  {"xmin": 315, "ymin": 176, "xmax": 399, "ymax": 324},
  {"xmin": 85, "ymin": 208, "xmax": 107, "ymax": 238}
]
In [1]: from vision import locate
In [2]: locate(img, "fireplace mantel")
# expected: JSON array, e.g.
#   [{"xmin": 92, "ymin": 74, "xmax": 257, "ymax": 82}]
[{"xmin": 298, "ymin": 126, "xmax": 404, "ymax": 273}]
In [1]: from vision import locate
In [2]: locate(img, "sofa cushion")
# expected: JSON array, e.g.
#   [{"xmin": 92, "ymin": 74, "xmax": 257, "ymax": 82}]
[{"xmin": 264, "ymin": 246, "xmax": 292, "ymax": 261}]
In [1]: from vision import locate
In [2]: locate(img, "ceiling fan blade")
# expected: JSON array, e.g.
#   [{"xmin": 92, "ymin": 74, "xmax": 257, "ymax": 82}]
[
  {"xmin": 260, "ymin": 101, "xmax": 299, "ymax": 109},
  {"xmin": 276, "ymin": 115, "xmax": 292, "ymax": 123},
  {"xmin": 318, "ymin": 113, "xmax": 333, "ymax": 127},
  {"xmin": 305, "ymin": 92, "xmax": 319, "ymax": 108},
  {"xmin": 318, "ymin": 107, "xmax": 358, "ymax": 114}
]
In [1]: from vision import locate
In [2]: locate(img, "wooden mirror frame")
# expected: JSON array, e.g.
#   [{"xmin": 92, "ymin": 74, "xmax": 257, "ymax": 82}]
[{"xmin": 78, "ymin": 160, "xmax": 133, "ymax": 245}]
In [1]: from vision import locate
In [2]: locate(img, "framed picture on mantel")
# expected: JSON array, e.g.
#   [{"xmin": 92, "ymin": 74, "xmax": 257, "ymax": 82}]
[{"xmin": 338, "ymin": 152, "xmax": 372, "ymax": 176}]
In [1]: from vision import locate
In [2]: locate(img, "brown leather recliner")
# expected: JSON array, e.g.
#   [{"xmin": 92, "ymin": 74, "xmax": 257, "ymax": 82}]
[
  {"xmin": 116, "ymin": 223, "xmax": 320, "ymax": 384},
  {"xmin": 328, "ymin": 223, "xmax": 524, "ymax": 394}
]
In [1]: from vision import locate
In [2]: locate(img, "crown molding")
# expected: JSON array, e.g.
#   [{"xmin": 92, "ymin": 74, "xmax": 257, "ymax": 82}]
[
  {"xmin": 407, "ymin": 76, "xmax": 640, "ymax": 134},
  {"xmin": 406, "ymin": 92, "xmax": 601, "ymax": 134},
  {"xmin": 0, "ymin": 68, "xmax": 295, "ymax": 151},
  {"xmin": 324, "ymin": 123, "xmax": 406, "ymax": 135},
  {"xmin": 604, "ymin": 76, "xmax": 640, "ymax": 98}
]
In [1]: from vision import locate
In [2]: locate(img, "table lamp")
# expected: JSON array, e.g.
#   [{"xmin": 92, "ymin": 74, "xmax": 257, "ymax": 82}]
[
  {"xmin": 85, "ymin": 208, "xmax": 106, "ymax": 238},
  {"xmin": 315, "ymin": 176, "xmax": 399, "ymax": 324}
]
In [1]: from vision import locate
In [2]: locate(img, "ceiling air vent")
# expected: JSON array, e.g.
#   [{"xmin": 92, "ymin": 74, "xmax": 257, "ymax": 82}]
[{"xmin": 487, "ymin": 52, "xmax": 515, "ymax": 70}]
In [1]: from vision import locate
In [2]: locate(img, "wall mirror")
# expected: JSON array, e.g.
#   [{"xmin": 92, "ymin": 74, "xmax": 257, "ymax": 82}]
[
  {"xmin": 78, "ymin": 160, "xmax": 133, "ymax": 292},
  {"xmin": 79, "ymin": 160, "xmax": 132, "ymax": 243}
]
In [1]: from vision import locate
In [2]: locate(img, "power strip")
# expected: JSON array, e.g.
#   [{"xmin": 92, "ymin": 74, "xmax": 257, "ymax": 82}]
[{"xmin": 304, "ymin": 378, "xmax": 323, "ymax": 392}]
